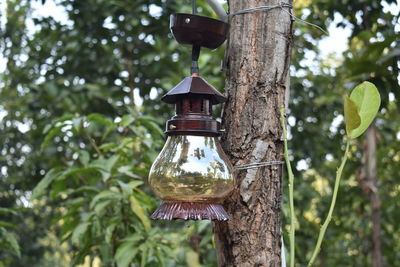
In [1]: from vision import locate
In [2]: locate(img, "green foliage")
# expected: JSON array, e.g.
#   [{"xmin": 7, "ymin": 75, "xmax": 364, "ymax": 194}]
[
  {"xmin": 344, "ymin": 81, "xmax": 382, "ymax": 139},
  {"xmin": 1, "ymin": 0, "xmax": 399, "ymax": 266},
  {"xmin": 286, "ymin": 0, "xmax": 399, "ymax": 265},
  {"xmin": 0, "ymin": 226, "xmax": 21, "ymax": 258},
  {"xmin": 31, "ymin": 111, "xmax": 175, "ymax": 265},
  {"xmin": 283, "ymin": 82, "xmax": 381, "ymax": 266},
  {"xmin": 0, "ymin": 208, "xmax": 21, "ymax": 265},
  {"xmin": 27, "ymin": 110, "xmax": 217, "ymax": 266},
  {"xmin": 1, "ymin": 0, "xmax": 222, "ymax": 265}
]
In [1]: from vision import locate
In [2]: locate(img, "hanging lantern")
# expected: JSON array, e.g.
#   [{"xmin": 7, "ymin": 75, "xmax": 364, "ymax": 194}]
[{"xmin": 148, "ymin": 7, "xmax": 234, "ymax": 221}]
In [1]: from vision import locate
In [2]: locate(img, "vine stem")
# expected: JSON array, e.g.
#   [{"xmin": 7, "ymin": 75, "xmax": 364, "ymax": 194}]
[
  {"xmin": 307, "ymin": 141, "xmax": 351, "ymax": 266},
  {"xmin": 280, "ymin": 108, "xmax": 295, "ymax": 267}
]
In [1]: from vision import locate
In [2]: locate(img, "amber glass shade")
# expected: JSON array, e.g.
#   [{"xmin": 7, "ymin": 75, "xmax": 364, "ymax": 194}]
[{"xmin": 149, "ymin": 135, "xmax": 234, "ymax": 203}]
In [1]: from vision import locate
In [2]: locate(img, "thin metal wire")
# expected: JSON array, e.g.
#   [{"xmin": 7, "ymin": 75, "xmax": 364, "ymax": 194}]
[
  {"xmin": 229, "ymin": 3, "xmax": 292, "ymax": 17},
  {"xmin": 280, "ymin": 7, "xmax": 328, "ymax": 35},
  {"xmin": 228, "ymin": 1, "xmax": 328, "ymax": 35},
  {"xmin": 236, "ymin": 161, "xmax": 284, "ymax": 170}
]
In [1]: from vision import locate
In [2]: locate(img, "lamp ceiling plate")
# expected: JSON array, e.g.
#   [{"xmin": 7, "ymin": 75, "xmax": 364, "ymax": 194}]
[{"xmin": 170, "ymin": 13, "xmax": 228, "ymax": 49}]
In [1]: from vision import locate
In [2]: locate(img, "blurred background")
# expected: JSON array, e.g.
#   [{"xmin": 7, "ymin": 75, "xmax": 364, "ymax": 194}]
[{"xmin": 0, "ymin": 0, "xmax": 399, "ymax": 266}]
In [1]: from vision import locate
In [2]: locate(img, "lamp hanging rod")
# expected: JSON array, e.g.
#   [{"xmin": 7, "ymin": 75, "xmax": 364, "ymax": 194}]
[
  {"xmin": 205, "ymin": 0, "xmax": 228, "ymax": 22},
  {"xmin": 192, "ymin": 0, "xmax": 197, "ymax": 14}
]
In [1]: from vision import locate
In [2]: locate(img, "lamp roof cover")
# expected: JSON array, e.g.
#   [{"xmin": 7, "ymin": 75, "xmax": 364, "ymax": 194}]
[{"xmin": 161, "ymin": 76, "xmax": 226, "ymax": 104}]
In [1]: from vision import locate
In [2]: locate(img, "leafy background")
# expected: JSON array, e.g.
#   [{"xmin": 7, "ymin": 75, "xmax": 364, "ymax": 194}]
[{"xmin": 0, "ymin": 0, "xmax": 399, "ymax": 266}]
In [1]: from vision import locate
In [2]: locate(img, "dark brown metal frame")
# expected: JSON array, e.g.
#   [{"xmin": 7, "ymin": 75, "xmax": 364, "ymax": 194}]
[{"xmin": 162, "ymin": 75, "xmax": 226, "ymax": 136}]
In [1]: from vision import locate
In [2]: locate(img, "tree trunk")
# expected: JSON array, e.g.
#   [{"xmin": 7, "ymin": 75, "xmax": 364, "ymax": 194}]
[
  {"xmin": 366, "ymin": 124, "xmax": 383, "ymax": 267},
  {"xmin": 357, "ymin": 123, "xmax": 383, "ymax": 267},
  {"xmin": 213, "ymin": 1, "xmax": 293, "ymax": 266}
]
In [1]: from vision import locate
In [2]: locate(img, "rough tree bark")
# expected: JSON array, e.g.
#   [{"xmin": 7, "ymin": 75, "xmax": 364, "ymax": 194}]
[
  {"xmin": 359, "ymin": 123, "xmax": 383, "ymax": 267},
  {"xmin": 358, "ymin": 123, "xmax": 383, "ymax": 267},
  {"xmin": 213, "ymin": 1, "xmax": 293, "ymax": 266},
  {"xmin": 367, "ymin": 124, "xmax": 383, "ymax": 267}
]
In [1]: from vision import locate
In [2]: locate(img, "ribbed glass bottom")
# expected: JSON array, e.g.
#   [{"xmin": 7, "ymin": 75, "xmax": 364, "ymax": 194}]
[{"xmin": 150, "ymin": 201, "xmax": 230, "ymax": 221}]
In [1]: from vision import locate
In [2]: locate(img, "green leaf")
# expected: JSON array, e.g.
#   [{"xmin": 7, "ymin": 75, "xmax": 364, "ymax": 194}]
[
  {"xmin": 140, "ymin": 245, "xmax": 148, "ymax": 267},
  {"xmin": 99, "ymin": 142, "xmax": 118, "ymax": 152},
  {"xmin": 42, "ymin": 114, "xmax": 74, "ymax": 134},
  {"xmin": 344, "ymin": 96, "xmax": 361, "ymax": 137},
  {"xmin": 62, "ymin": 166, "xmax": 101, "ymax": 178},
  {"xmin": 130, "ymin": 195, "xmax": 150, "ymax": 232},
  {"xmin": 41, "ymin": 124, "xmax": 64, "ymax": 149},
  {"xmin": 377, "ymin": 47, "xmax": 400, "ymax": 64},
  {"xmin": 32, "ymin": 168, "xmax": 63, "ymax": 199},
  {"xmin": 0, "ymin": 207, "xmax": 18, "ymax": 216},
  {"xmin": 105, "ymin": 223, "xmax": 117, "ymax": 244},
  {"xmin": 115, "ymin": 241, "xmax": 139, "ymax": 267},
  {"xmin": 72, "ymin": 117, "xmax": 83, "ymax": 133},
  {"xmin": 79, "ymin": 150, "xmax": 90, "ymax": 166},
  {"xmin": 71, "ymin": 185, "xmax": 100, "ymax": 195},
  {"xmin": 137, "ymin": 117, "xmax": 164, "ymax": 137},
  {"xmin": 0, "ymin": 221, "xmax": 15, "ymax": 228},
  {"xmin": 103, "ymin": 154, "xmax": 120, "ymax": 171},
  {"xmin": 71, "ymin": 222, "xmax": 90, "ymax": 246},
  {"xmin": 93, "ymin": 200, "xmax": 112, "ymax": 215},
  {"xmin": 155, "ymin": 250, "xmax": 166, "ymax": 267},
  {"xmin": 117, "ymin": 180, "xmax": 133, "ymax": 198},
  {"xmin": 120, "ymin": 114, "xmax": 135, "ymax": 127},
  {"xmin": 90, "ymin": 155, "xmax": 120, "ymax": 180},
  {"xmin": 0, "ymin": 227, "xmax": 21, "ymax": 258},
  {"xmin": 348, "ymin": 81, "xmax": 381, "ymax": 139},
  {"xmin": 123, "ymin": 233, "xmax": 144, "ymax": 243},
  {"xmin": 87, "ymin": 113, "xmax": 114, "ymax": 127},
  {"xmin": 90, "ymin": 190, "xmax": 121, "ymax": 209},
  {"xmin": 129, "ymin": 181, "xmax": 144, "ymax": 189},
  {"xmin": 118, "ymin": 166, "xmax": 142, "ymax": 179},
  {"xmin": 185, "ymin": 249, "xmax": 201, "ymax": 267}
]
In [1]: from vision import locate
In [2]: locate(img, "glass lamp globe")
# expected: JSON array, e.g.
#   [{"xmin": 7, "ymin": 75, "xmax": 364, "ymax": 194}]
[{"xmin": 149, "ymin": 135, "xmax": 234, "ymax": 220}]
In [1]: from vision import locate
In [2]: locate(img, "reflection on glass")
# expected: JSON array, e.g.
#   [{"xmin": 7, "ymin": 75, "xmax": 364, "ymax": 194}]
[{"xmin": 149, "ymin": 135, "xmax": 235, "ymax": 202}]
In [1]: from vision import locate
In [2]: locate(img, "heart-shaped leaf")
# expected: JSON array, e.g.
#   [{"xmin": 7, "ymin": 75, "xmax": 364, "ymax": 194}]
[
  {"xmin": 344, "ymin": 82, "xmax": 381, "ymax": 139},
  {"xmin": 344, "ymin": 96, "xmax": 361, "ymax": 137}
]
